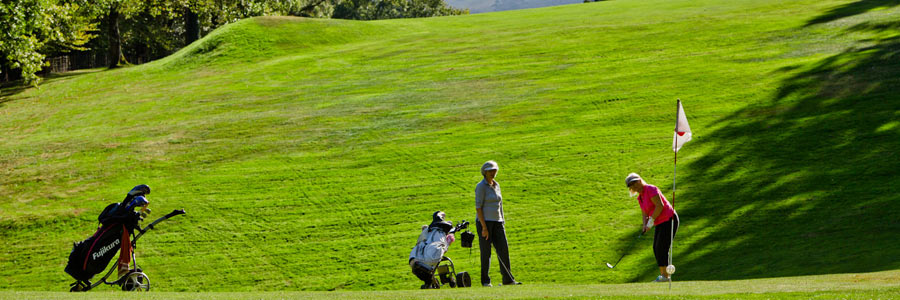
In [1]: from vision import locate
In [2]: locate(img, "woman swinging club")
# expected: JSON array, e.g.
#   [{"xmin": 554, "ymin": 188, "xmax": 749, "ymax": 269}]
[{"xmin": 626, "ymin": 173, "xmax": 679, "ymax": 282}]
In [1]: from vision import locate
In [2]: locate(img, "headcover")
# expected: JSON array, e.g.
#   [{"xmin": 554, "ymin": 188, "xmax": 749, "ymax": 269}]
[
  {"xmin": 125, "ymin": 195, "xmax": 149, "ymax": 211},
  {"xmin": 432, "ymin": 211, "xmax": 446, "ymax": 223},
  {"xmin": 429, "ymin": 211, "xmax": 453, "ymax": 233},
  {"xmin": 128, "ymin": 184, "xmax": 151, "ymax": 197},
  {"xmin": 122, "ymin": 184, "xmax": 151, "ymax": 206}
]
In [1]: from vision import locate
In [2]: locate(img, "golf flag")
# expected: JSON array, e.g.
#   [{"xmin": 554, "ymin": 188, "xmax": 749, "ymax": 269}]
[
  {"xmin": 669, "ymin": 99, "xmax": 690, "ymax": 288},
  {"xmin": 673, "ymin": 99, "xmax": 692, "ymax": 153}
]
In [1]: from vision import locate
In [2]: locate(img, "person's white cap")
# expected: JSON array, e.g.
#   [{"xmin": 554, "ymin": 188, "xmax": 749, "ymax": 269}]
[
  {"xmin": 481, "ymin": 160, "xmax": 499, "ymax": 175},
  {"xmin": 625, "ymin": 173, "xmax": 642, "ymax": 187}
]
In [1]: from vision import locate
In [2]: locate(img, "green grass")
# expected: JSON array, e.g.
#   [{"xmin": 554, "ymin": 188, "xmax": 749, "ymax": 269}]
[
  {"xmin": 2, "ymin": 270, "xmax": 900, "ymax": 299},
  {"xmin": 1, "ymin": 0, "xmax": 899, "ymax": 293}
]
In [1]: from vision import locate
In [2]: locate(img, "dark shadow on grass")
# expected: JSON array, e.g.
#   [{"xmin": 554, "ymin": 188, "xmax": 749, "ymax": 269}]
[
  {"xmin": 0, "ymin": 84, "xmax": 27, "ymax": 101},
  {"xmin": 805, "ymin": 0, "xmax": 900, "ymax": 26},
  {"xmin": 633, "ymin": 4, "xmax": 900, "ymax": 282},
  {"xmin": 0, "ymin": 69, "xmax": 102, "ymax": 108},
  {"xmin": 0, "ymin": 81, "xmax": 29, "ymax": 108}
]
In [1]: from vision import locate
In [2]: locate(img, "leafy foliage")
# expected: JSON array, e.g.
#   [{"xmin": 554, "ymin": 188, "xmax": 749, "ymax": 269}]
[
  {"xmin": 0, "ymin": 0, "xmax": 94, "ymax": 85},
  {"xmin": 1, "ymin": 0, "xmax": 466, "ymax": 85}
]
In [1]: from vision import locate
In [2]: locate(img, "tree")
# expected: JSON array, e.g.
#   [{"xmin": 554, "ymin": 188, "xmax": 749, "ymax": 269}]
[
  {"xmin": 0, "ymin": 0, "xmax": 94, "ymax": 85},
  {"xmin": 106, "ymin": 3, "xmax": 124, "ymax": 68},
  {"xmin": 184, "ymin": 7, "xmax": 200, "ymax": 44},
  {"xmin": 94, "ymin": 0, "xmax": 146, "ymax": 68}
]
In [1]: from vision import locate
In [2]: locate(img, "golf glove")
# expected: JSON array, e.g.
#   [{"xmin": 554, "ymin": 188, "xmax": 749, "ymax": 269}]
[{"xmin": 646, "ymin": 217, "xmax": 654, "ymax": 229}]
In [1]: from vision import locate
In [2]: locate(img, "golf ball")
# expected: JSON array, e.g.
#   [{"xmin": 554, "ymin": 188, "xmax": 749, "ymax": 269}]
[{"xmin": 666, "ymin": 264, "xmax": 676, "ymax": 274}]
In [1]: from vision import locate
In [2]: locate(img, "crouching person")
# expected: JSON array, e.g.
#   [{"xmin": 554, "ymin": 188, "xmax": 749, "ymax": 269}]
[{"xmin": 409, "ymin": 211, "xmax": 456, "ymax": 289}]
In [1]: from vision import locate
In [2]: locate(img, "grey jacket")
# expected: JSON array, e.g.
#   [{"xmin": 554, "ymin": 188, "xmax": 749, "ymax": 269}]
[{"xmin": 475, "ymin": 179, "xmax": 504, "ymax": 222}]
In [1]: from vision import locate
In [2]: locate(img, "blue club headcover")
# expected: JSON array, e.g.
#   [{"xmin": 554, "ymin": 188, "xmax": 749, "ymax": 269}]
[{"xmin": 126, "ymin": 195, "xmax": 149, "ymax": 211}]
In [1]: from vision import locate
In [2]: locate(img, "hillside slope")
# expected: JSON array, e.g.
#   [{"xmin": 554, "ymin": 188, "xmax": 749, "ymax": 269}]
[{"xmin": 1, "ymin": 0, "xmax": 898, "ymax": 291}]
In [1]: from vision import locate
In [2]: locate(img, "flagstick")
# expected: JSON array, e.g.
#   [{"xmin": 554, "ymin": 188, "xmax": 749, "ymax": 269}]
[
  {"xmin": 670, "ymin": 139, "xmax": 676, "ymax": 290},
  {"xmin": 669, "ymin": 100, "xmax": 679, "ymax": 290}
]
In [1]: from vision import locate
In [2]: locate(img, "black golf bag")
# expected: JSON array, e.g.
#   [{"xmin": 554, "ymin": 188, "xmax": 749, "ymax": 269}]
[
  {"xmin": 65, "ymin": 202, "xmax": 141, "ymax": 282},
  {"xmin": 64, "ymin": 185, "xmax": 185, "ymax": 292},
  {"xmin": 65, "ymin": 185, "xmax": 150, "ymax": 283}
]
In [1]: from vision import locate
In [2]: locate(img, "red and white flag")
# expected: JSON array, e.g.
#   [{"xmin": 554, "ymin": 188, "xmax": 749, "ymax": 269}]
[{"xmin": 673, "ymin": 99, "xmax": 692, "ymax": 153}]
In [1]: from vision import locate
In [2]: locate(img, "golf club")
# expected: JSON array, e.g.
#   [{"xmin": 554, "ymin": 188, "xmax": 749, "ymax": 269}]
[{"xmin": 606, "ymin": 232, "xmax": 644, "ymax": 269}]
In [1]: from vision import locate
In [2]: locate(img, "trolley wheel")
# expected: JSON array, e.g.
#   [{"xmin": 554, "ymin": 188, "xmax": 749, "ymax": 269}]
[
  {"xmin": 456, "ymin": 272, "xmax": 472, "ymax": 287},
  {"xmin": 69, "ymin": 281, "xmax": 89, "ymax": 292},
  {"xmin": 445, "ymin": 271, "xmax": 457, "ymax": 288},
  {"xmin": 430, "ymin": 276, "xmax": 440, "ymax": 289},
  {"xmin": 121, "ymin": 271, "xmax": 150, "ymax": 291}
]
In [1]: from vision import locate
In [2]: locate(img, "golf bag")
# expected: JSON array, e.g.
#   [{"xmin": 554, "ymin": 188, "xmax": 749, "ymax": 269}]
[
  {"xmin": 65, "ymin": 185, "xmax": 149, "ymax": 282},
  {"xmin": 410, "ymin": 226, "xmax": 451, "ymax": 271},
  {"xmin": 410, "ymin": 212, "xmax": 454, "ymax": 272},
  {"xmin": 409, "ymin": 211, "xmax": 472, "ymax": 289},
  {"xmin": 65, "ymin": 202, "xmax": 141, "ymax": 282}
]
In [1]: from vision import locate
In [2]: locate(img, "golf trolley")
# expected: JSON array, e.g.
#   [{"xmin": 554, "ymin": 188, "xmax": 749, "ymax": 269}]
[
  {"xmin": 422, "ymin": 220, "xmax": 475, "ymax": 289},
  {"xmin": 426, "ymin": 256, "xmax": 471, "ymax": 289},
  {"xmin": 68, "ymin": 209, "xmax": 185, "ymax": 292}
]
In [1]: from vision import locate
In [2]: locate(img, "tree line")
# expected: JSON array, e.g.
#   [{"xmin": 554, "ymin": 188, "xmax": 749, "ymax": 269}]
[{"xmin": 0, "ymin": 0, "xmax": 467, "ymax": 86}]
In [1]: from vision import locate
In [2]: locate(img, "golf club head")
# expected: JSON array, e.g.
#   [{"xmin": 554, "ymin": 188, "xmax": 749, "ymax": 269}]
[{"xmin": 606, "ymin": 262, "xmax": 614, "ymax": 269}]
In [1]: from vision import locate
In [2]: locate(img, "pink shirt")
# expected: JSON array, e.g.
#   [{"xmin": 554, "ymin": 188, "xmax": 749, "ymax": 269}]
[{"xmin": 638, "ymin": 184, "xmax": 675, "ymax": 225}]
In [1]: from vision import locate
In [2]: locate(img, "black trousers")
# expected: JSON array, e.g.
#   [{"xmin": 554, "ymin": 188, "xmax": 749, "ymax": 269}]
[
  {"xmin": 653, "ymin": 213, "xmax": 680, "ymax": 267},
  {"xmin": 477, "ymin": 221, "xmax": 515, "ymax": 284}
]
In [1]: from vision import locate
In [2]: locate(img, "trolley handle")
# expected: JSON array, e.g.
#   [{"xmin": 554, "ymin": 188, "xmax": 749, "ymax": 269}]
[
  {"xmin": 134, "ymin": 209, "xmax": 186, "ymax": 243},
  {"xmin": 449, "ymin": 220, "xmax": 469, "ymax": 234},
  {"xmin": 162, "ymin": 209, "xmax": 186, "ymax": 219}
]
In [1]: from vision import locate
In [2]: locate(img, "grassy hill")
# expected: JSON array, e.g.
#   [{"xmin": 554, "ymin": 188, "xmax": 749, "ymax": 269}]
[{"xmin": 1, "ymin": 0, "xmax": 899, "ymax": 292}]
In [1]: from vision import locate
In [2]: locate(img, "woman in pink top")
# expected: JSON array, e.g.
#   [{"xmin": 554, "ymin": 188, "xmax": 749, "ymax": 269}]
[{"xmin": 626, "ymin": 173, "xmax": 679, "ymax": 282}]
